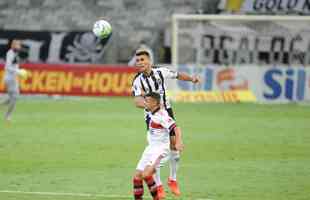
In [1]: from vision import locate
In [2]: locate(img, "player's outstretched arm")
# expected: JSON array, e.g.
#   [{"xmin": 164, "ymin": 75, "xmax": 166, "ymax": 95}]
[
  {"xmin": 177, "ymin": 72, "xmax": 201, "ymax": 84},
  {"xmin": 174, "ymin": 127, "xmax": 184, "ymax": 152}
]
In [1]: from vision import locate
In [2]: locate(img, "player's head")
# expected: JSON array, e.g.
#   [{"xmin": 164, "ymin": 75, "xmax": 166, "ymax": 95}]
[
  {"xmin": 10, "ymin": 39, "xmax": 22, "ymax": 51},
  {"xmin": 135, "ymin": 48, "xmax": 152, "ymax": 73},
  {"xmin": 144, "ymin": 92, "xmax": 161, "ymax": 111}
]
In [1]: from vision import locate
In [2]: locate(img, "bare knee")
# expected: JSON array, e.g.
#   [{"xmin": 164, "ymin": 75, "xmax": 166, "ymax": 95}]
[
  {"xmin": 134, "ymin": 170, "xmax": 143, "ymax": 180},
  {"xmin": 142, "ymin": 166, "xmax": 155, "ymax": 179}
]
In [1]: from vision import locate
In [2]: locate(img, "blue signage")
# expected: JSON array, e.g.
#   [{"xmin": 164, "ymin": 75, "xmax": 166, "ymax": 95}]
[{"xmin": 264, "ymin": 68, "xmax": 306, "ymax": 101}]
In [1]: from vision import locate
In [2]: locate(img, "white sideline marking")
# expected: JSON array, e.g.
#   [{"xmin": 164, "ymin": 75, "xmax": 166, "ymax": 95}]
[
  {"xmin": 0, "ymin": 190, "xmax": 214, "ymax": 200},
  {"xmin": 0, "ymin": 190, "xmax": 130, "ymax": 198}
]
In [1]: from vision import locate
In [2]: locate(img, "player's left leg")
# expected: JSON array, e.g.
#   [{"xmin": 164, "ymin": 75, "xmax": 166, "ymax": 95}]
[
  {"xmin": 154, "ymin": 154, "xmax": 170, "ymax": 199},
  {"xmin": 145, "ymin": 145, "xmax": 169, "ymax": 200},
  {"xmin": 3, "ymin": 80, "xmax": 19, "ymax": 121},
  {"xmin": 166, "ymin": 108, "xmax": 181, "ymax": 196},
  {"xmin": 143, "ymin": 166, "xmax": 158, "ymax": 200},
  {"xmin": 4, "ymin": 92, "xmax": 17, "ymax": 121},
  {"xmin": 0, "ymin": 96, "xmax": 10, "ymax": 106},
  {"xmin": 134, "ymin": 146, "xmax": 150, "ymax": 200},
  {"xmin": 168, "ymin": 137, "xmax": 181, "ymax": 196},
  {"xmin": 133, "ymin": 171, "xmax": 144, "ymax": 200}
]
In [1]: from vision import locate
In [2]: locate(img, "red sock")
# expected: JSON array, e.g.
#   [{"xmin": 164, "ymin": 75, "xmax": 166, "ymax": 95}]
[
  {"xmin": 144, "ymin": 175, "xmax": 158, "ymax": 200},
  {"xmin": 133, "ymin": 177, "xmax": 144, "ymax": 200}
]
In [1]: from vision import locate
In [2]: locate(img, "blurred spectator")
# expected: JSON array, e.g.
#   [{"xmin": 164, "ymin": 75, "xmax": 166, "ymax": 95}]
[{"xmin": 197, "ymin": 0, "xmax": 221, "ymax": 14}]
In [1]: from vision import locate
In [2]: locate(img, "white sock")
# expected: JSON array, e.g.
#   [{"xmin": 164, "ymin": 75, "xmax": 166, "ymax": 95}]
[
  {"xmin": 169, "ymin": 150, "xmax": 180, "ymax": 181},
  {"xmin": 154, "ymin": 166, "xmax": 162, "ymax": 186}
]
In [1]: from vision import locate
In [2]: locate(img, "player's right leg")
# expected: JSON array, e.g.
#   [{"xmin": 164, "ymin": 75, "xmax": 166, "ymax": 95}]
[
  {"xmin": 138, "ymin": 145, "xmax": 169, "ymax": 200},
  {"xmin": 134, "ymin": 145, "xmax": 152, "ymax": 200},
  {"xmin": 0, "ymin": 97, "xmax": 10, "ymax": 109},
  {"xmin": 133, "ymin": 170, "xmax": 144, "ymax": 200},
  {"xmin": 5, "ymin": 92, "xmax": 17, "ymax": 121},
  {"xmin": 135, "ymin": 146, "xmax": 159, "ymax": 200},
  {"xmin": 4, "ymin": 80, "xmax": 19, "ymax": 121},
  {"xmin": 154, "ymin": 151, "xmax": 171, "ymax": 199},
  {"xmin": 154, "ymin": 166, "xmax": 165, "ymax": 199},
  {"xmin": 165, "ymin": 108, "xmax": 181, "ymax": 195},
  {"xmin": 142, "ymin": 166, "xmax": 159, "ymax": 200},
  {"xmin": 168, "ymin": 137, "xmax": 181, "ymax": 196},
  {"xmin": 3, "ymin": 79, "xmax": 19, "ymax": 117}
]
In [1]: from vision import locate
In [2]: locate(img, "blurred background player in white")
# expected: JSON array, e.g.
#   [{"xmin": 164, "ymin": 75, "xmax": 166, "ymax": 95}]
[
  {"xmin": 133, "ymin": 92, "xmax": 183, "ymax": 200},
  {"xmin": 132, "ymin": 48, "xmax": 200, "ymax": 198},
  {"xmin": 0, "ymin": 39, "xmax": 26, "ymax": 121}
]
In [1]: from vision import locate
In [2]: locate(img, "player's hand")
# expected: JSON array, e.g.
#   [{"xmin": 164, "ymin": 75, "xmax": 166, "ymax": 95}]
[
  {"xmin": 191, "ymin": 76, "xmax": 201, "ymax": 84},
  {"xmin": 175, "ymin": 142, "xmax": 184, "ymax": 152}
]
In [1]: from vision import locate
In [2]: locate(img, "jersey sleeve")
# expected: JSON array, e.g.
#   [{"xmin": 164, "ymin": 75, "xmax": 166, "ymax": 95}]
[
  {"xmin": 131, "ymin": 76, "xmax": 143, "ymax": 96},
  {"xmin": 159, "ymin": 111, "xmax": 177, "ymax": 132},
  {"xmin": 158, "ymin": 67, "xmax": 178, "ymax": 79}
]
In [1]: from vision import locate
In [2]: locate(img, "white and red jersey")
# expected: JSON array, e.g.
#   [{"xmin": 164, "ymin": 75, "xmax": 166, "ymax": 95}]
[{"xmin": 147, "ymin": 108, "xmax": 176, "ymax": 146}]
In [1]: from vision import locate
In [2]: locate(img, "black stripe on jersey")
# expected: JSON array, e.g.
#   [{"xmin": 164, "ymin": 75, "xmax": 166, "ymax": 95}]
[
  {"xmin": 145, "ymin": 77, "xmax": 153, "ymax": 92},
  {"xmin": 140, "ymin": 78, "xmax": 146, "ymax": 92},
  {"xmin": 166, "ymin": 108, "xmax": 175, "ymax": 120},
  {"xmin": 157, "ymin": 70, "xmax": 167, "ymax": 109},
  {"xmin": 131, "ymin": 73, "xmax": 141, "ymax": 86},
  {"xmin": 150, "ymin": 72, "xmax": 159, "ymax": 90},
  {"xmin": 169, "ymin": 123, "xmax": 177, "ymax": 131}
]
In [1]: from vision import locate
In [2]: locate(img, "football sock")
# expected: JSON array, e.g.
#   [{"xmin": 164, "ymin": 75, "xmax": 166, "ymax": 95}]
[
  {"xmin": 144, "ymin": 175, "xmax": 158, "ymax": 199},
  {"xmin": 154, "ymin": 166, "xmax": 162, "ymax": 186},
  {"xmin": 133, "ymin": 177, "xmax": 144, "ymax": 200},
  {"xmin": 169, "ymin": 150, "xmax": 180, "ymax": 181}
]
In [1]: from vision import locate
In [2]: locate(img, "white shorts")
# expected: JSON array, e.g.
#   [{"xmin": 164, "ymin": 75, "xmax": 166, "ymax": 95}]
[{"xmin": 136, "ymin": 144, "xmax": 170, "ymax": 171}]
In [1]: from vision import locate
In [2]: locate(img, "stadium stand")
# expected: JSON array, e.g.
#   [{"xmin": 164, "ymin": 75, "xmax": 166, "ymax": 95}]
[{"xmin": 0, "ymin": 0, "xmax": 220, "ymax": 63}]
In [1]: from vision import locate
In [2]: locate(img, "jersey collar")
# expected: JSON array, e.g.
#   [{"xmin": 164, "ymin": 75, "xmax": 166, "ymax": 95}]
[
  {"xmin": 151, "ymin": 106, "xmax": 160, "ymax": 115},
  {"xmin": 142, "ymin": 70, "xmax": 154, "ymax": 78}
]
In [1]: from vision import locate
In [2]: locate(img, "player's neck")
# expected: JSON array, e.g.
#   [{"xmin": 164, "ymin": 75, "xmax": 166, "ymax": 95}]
[{"xmin": 143, "ymin": 68, "xmax": 152, "ymax": 77}]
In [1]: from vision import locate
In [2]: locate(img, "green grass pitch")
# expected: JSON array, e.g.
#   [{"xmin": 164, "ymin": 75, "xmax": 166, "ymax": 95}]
[{"xmin": 0, "ymin": 97, "xmax": 309, "ymax": 200}]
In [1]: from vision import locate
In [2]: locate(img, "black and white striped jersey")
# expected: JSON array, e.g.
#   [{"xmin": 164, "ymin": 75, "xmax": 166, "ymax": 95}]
[{"xmin": 132, "ymin": 66, "xmax": 178, "ymax": 109}]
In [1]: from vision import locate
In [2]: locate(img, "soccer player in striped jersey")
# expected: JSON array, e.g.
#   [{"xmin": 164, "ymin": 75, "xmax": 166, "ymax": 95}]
[
  {"xmin": 0, "ymin": 40, "xmax": 25, "ymax": 121},
  {"xmin": 131, "ymin": 48, "xmax": 200, "ymax": 198},
  {"xmin": 133, "ymin": 92, "xmax": 183, "ymax": 200}
]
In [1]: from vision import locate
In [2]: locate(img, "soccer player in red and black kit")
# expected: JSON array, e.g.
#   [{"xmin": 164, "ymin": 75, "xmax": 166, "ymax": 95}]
[
  {"xmin": 132, "ymin": 48, "xmax": 200, "ymax": 198},
  {"xmin": 133, "ymin": 92, "xmax": 183, "ymax": 200}
]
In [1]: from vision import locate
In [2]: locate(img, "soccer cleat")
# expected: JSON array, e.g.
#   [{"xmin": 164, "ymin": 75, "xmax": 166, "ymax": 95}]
[
  {"xmin": 167, "ymin": 178, "xmax": 181, "ymax": 196},
  {"xmin": 157, "ymin": 185, "xmax": 166, "ymax": 199}
]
